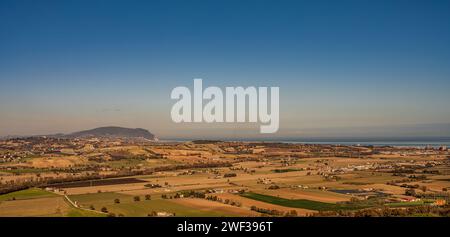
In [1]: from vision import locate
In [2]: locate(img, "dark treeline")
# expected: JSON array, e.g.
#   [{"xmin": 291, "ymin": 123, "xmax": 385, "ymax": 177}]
[{"xmin": 311, "ymin": 205, "xmax": 450, "ymax": 217}]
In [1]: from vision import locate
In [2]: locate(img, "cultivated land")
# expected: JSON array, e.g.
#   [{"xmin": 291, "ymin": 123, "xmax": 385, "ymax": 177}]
[{"xmin": 1, "ymin": 137, "xmax": 449, "ymax": 217}]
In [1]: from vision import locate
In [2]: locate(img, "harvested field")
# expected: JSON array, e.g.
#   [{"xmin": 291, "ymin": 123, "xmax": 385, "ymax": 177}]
[
  {"xmin": 28, "ymin": 156, "xmax": 87, "ymax": 168},
  {"xmin": 214, "ymin": 193, "xmax": 314, "ymax": 216},
  {"xmin": 171, "ymin": 198, "xmax": 256, "ymax": 216},
  {"xmin": 0, "ymin": 197, "xmax": 70, "ymax": 217}
]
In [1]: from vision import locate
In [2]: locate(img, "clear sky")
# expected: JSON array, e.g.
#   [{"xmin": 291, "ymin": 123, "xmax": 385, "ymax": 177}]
[{"xmin": 1, "ymin": 0, "xmax": 450, "ymax": 139}]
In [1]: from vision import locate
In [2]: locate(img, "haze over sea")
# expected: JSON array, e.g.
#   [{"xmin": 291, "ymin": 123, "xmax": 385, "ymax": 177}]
[
  {"xmin": 170, "ymin": 137, "xmax": 450, "ymax": 148},
  {"xmin": 282, "ymin": 138, "xmax": 450, "ymax": 148}
]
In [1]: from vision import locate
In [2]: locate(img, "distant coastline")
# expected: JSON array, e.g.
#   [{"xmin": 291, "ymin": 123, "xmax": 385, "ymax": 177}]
[{"xmin": 162, "ymin": 137, "xmax": 450, "ymax": 148}]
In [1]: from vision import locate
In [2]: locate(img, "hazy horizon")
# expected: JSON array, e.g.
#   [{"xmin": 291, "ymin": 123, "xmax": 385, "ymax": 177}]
[{"xmin": 3, "ymin": 123, "xmax": 450, "ymax": 141}]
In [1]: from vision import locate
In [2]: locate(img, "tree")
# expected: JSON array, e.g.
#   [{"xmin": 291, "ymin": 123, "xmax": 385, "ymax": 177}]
[
  {"xmin": 285, "ymin": 210, "xmax": 298, "ymax": 217},
  {"xmin": 268, "ymin": 185, "xmax": 280, "ymax": 190},
  {"xmin": 224, "ymin": 173, "xmax": 237, "ymax": 178},
  {"xmin": 134, "ymin": 196, "xmax": 140, "ymax": 202},
  {"xmin": 405, "ymin": 188, "xmax": 416, "ymax": 196},
  {"xmin": 114, "ymin": 198, "xmax": 120, "ymax": 204},
  {"xmin": 350, "ymin": 197, "xmax": 359, "ymax": 203},
  {"xmin": 420, "ymin": 186, "xmax": 427, "ymax": 192},
  {"xmin": 145, "ymin": 194, "xmax": 151, "ymax": 200},
  {"xmin": 101, "ymin": 207, "xmax": 108, "ymax": 213},
  {"xmin": 107, "ymin": 213, "xmax": 116, "ymax": 217},
  {"xmin": 89, "ymin": 205, "xmax": 95, "ymax": 210}
]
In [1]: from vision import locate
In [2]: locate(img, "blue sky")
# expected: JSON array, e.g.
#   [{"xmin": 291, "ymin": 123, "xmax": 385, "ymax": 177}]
[{"xmin": 1, "ymin": 0, "xmax": 450, "ymax": 138}]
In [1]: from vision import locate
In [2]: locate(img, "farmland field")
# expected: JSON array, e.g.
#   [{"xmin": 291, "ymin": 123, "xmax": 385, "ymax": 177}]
[
  {"xmin": 0, "ymin": 188, "xmax": 57, "ymax": 201},
  {"xmin": 69, "ymin": 192, "xmax": 246, "ymax": 217},
  {"xmin": 240, "ymin": 192, "xmax": 369, "ymax": 211},
  {"xmin": 1, "ymin": 139, "xmax": 449, "ymax": 217}
]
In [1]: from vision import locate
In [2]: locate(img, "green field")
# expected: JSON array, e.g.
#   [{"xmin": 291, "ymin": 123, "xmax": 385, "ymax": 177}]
[
  {"xmin": 70, "ymin": 192, "xmax": 238, "ymax": 217},
  {"xmin": 240, "ymin": 192, "xmax": 369, "ymax": 211},
  {"xmin": 385, "ymin": 201, "xmax": 425, "ymax": 207},
  {"xmin": 0, "ymin": 189, "xmax": 105, "ymax": 217},
  {"xmin": 65, "ymin": 207, "xmax": 108, "ymax": 217},
  {"xmin": 0, "ymin": 188, "xmax": 57, "ymax": 201}
]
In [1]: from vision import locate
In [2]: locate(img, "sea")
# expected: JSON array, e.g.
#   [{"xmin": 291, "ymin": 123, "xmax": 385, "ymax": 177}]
[
  {"xmin": 283, "ymin": 140, "xmax": 450, "ymax": 148},
  {"xmin": 165, "ymin": 137, "xmax": 450, "ymax": 148}
]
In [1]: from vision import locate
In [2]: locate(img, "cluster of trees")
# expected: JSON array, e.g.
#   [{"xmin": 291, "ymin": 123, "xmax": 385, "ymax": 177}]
[
  {"xmin": 112, "ymin": 195, "xmax": 151, "ymax": 204},
  {"xmin": 0, "ymin": 185, "xmax": 32, "ymax": 196},
  {"xmin": 179, "ymin": 190, "xmax": 206, "ymax": 199},
  {"xmin": 272, "ymin": 169, "xmax": 300, "ymax": 173},
  {"xmin": 205, "ymin": 195, "xmax": 242, "ymax": 207},
  {"xmin": 132, "ymin": 195, "xmax": 151, "ymax": 202},
  {"xmin": 146, "ymin": 211, "xmax": 175, "ymax": 217},
  {"xmin": 403, "ymin": 186, "xmax": 450, "ymax": 199},
  {"xmin": 415, "ymin": 191, "xmax": 450, "ymax": 199},
  {"xmin": 387, "ymin": 175, "xmax": 427, "ymax": 186},
  {"xmin": 401, "ymin": 184, "xmax": 421, "ymax": 189},
  {"xmin": 106, "ymin": 213, "xmax": 124, "ymax": 217},
  {"xmin": 250, "ymin": 206, "xmax": 298, "ymax": 217},
  {"xmin": 161, "ymin": 194, "xmax": 173, "ymax": 199},
  {"xmin": 97, "ymin": 207, "xmax": 124, "ymax": 217},
  {"xmin": 166, "ymin": 190, "xmax": 246, "ymax": 208},
  {"xmin": 312, "ymin": 205, "xmax": 450, "ymax": 217},
  {"xmin": 268, "ymin": 185, "xmax": 280, "ymax": 190},
  {"xmin": 223, "ymin": 173, "xmax": 237, "ymax": 178},
  {"xmin": 144, "ymin": 183, "xmax": 162, "ymax": 188}
]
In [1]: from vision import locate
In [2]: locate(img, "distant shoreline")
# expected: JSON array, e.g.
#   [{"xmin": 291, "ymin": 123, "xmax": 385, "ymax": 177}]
[
  {"xmin": 3, "ymin": 135, "xmax": 450, "ymax": 148},
  {"xmin": 159, "ymin": 137, "xmax": 450, "ymax": 148}
]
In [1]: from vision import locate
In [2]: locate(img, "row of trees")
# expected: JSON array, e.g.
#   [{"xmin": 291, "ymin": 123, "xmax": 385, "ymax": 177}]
[
  {"xmin": 250, "ymin": 206, "xmax": 298, "ymax": 217},
  {"xmin": 312, "ymin": 205, "xmax": 450, "ymax": 217},
  {"xmin": 112, "ymin": 195, "xmax": 151, "ymax": 204}
]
